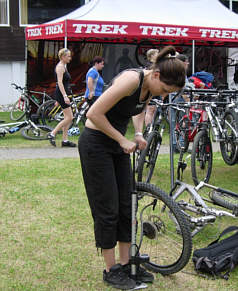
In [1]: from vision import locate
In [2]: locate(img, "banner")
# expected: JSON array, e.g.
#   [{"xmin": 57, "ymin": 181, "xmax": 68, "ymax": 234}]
[{"xmin": 26, "ymin": 20, "xmax": 238, "ymax": 44}]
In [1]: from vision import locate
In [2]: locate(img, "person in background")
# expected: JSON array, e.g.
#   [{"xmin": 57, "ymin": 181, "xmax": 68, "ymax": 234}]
[
  {"xmin": 114, "ymin": 48, "xmax": 134, "ymax": 75},
  {"xmin": 47, "ymin": 48, "xmax": 76, "ymax": 147},
  {"xmin": 171, "ymin": 54, "xmax": 192, "ymax": 153},
  {"xmin": 85, "ymin": 56, "xmax": 105, "ymax": 106},
  {"xmin": 144, "ymin": 48, "xmax": 160, "ymax": 126},
  {"xmin": 78, "ymin": 46, "xmax": 186, "ymax": 290}
]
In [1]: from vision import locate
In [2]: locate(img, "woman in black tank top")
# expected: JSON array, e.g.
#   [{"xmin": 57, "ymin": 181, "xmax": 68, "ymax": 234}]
[
  {"xmin": 47, "ymin": 48, "xmax": 76, "ymax": 148},
  {"xmin": 78, "ymin": 46, "xmax": 186, "ymax": 289}
]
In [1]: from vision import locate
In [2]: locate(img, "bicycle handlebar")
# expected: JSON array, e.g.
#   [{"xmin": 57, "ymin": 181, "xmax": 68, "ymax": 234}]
[
  {"xmin": 11, "ymin": 83, "xmax": 25, "ymax": 91},
  {"xmin": 183, "ymin": 88, "xmax": 238, "ymax": 94}
]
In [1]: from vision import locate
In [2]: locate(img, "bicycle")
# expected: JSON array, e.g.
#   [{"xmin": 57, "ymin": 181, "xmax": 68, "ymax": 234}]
[
  {"xmin": 36, "ymin": 94, "xmax": 89, "ymax": 129},
  {"xmin": 129, "ymin": 150, "xmax": 192, "ymax": 286},
  {"xmin": 175, "ymin": 94, "xmax": 238, "ymax": 185},
  {"xmin": 137, "ymin": 99, "xmax": 174, "ymax": 183},
  {"xmin": 170, "ymin": 150, "xmax": 238, "ymax": 238},
  {"xmin": 10, "ymin": 83, "xmax": 52, "ymax": 121},
  {"xmin": 0, "ymin": 97, "xmax": 51, "ymax": 140}
]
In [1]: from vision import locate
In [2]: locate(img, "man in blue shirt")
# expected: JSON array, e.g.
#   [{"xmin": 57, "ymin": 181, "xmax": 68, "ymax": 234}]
[{"xmin": 85, "ymin": 56, "xmax": 105, "ymax": 106}]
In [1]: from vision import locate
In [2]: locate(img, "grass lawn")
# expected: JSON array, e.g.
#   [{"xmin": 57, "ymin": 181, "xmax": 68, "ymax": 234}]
[
  {"xmin": 1, "ymin": 111, "xmax": 238, "ymax": 290},
  {"xmin": 0, "ymin": 152, "xmax": 238, "ymax": 290}
]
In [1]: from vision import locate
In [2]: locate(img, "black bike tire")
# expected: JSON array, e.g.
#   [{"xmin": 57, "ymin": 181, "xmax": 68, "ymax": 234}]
[
  {"xmin": 137, "ymin": 131, "xmax": 161, "ymax": 183},
  {"xmin": 136, "ymin": 182, "xmax": 192, "ymax": 275},
  {"xmin": 191, "ymin": 130, "xmax": 213, "ymax": 185},
  {"xmin": 174, "ymin": 111, "xmax": 189, "ymax": 152},
  {"xmin": 10, "ymin": 99, "xmax": 27, "ymax": 121},
  {"xmin": 38, "ymin": 100, "xmax": 63, "ymax": 127},
  {"xmin": 220, "ymin": 110, "xmax": 238, "ymax": 166},
  {"xmin": 210, "ymin": 190, "xmax": 238, "ymax": 211},
  {"xmin": 21, "ymin": 124, "xmax": 51, "ymax": 140}
]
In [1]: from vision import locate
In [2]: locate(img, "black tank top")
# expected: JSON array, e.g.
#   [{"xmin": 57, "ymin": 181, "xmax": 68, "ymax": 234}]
[
  {"xmin": 106, "ymin": 69, "xmax": 150, "ymax": 135},
  {"xmin": 55, "ymin": 67, "xmax": 72, "ymax": 96}
]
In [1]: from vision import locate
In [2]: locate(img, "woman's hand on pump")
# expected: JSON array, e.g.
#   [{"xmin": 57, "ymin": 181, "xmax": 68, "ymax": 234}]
[
  {"xmin": 119, "ymin": 138, "xmax": 137, "ymax": 154},
  {"xmin": 134, "ymin": 135, "xmax": 147, "ymax": 150}
]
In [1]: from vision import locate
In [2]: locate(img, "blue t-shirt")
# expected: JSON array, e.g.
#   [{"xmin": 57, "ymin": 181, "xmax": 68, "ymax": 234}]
[{"xmin": 85, "ymin": 67, "xmax": 104, "ymax": 98}]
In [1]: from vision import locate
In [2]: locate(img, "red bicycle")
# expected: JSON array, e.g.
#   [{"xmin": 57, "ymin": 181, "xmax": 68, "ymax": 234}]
[
  {"xmin": 175, "ymin": 103, "xmax": 209, "ymax": 152},
  {"xmin": 174, "ymin": 101, "xmax": 213, "ymax": 185}
]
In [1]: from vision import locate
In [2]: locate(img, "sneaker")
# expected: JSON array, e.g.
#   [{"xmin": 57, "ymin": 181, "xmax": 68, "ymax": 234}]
[
  {"xmin": 47, "ymin": 133, "xmax": 56, "ymax": 147},
  {"xmin": 61, "ymin": 140, "xmax": 76, "ymax": 147},
  {"xmin": 122, "ymin": 263, "xmax": 154, "ymax": 283},
  {"xmin": 103, "ymin": 264, "xmax": 136, "ymax": 290}
]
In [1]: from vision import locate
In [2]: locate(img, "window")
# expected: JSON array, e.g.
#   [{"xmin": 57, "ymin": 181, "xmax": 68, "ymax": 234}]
[
  {"xmin": 0, "ymin": 0, "xmax": 9, "ymax": 26},
  {"xmin": 20, "ymin": 0, "xmax": 86, "ymax": 26},
  {"xmin": 219, "ymin": 0, "xmax": 238, "ymax": 13}
]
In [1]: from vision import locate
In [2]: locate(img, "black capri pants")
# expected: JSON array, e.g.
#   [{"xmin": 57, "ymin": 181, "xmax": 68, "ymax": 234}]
[{"xmin": 78, "ymin": 127, "xmax": 132, "ymax": 249}]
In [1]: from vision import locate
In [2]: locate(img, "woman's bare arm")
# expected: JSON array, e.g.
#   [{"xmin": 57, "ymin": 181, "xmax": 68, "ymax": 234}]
[
  {"xmin": 86, "ymin": 71, "xmax": 140, "ymax": 152},
  {"xmin": 87, "ymin": 77, "xmax": 94, "ymax": 99}
]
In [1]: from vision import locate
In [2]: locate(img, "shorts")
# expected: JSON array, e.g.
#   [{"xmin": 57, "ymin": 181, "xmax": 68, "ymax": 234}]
[{"xmin": 54, "ymin": 88, "xmax": 70, "ymax": 109}]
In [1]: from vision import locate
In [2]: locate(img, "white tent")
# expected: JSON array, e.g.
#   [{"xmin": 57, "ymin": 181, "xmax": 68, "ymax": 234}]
[{"xmin": 26, "ymin": 0, "xmax": 238, "ymax": 46}]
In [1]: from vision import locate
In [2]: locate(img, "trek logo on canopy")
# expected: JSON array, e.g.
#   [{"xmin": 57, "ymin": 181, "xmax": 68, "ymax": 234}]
[
  {"xmin": 72, "ymin": 23, "xmax": 128, "ymax": 34},
  {"xmin": 27, "ymin": 24, "xmax": 64, "ymax": 38},
  {"xmin": 27, "ymin": 28, "xmax": 42, "ymax": 37},
  {"xmin": 45, "ymin": 24, "xmax": 63, "ymax": 35},
  {"xmin": 140, "ymin": 26, "xmax": 189, "ymax": 37}
]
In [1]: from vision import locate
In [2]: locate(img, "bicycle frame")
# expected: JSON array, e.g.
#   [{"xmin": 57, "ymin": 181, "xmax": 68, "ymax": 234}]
[
  {"xmin": 171, "ymin": 179, "xmax": 238, "ymax": 237},
  {"xmin": 205, "ymin": 103, "xmax": 238, "ymax": 143},
  {"xmin": 187, "ymin": 105, "xmax": 208, "ymax": 142},
  {"xmin": 0, "ymin": 119, "xmax": 33, "ymax": 136},
  {"xmin": 170, "ymin": 148, "xmax": 238, "ymax": 237}
]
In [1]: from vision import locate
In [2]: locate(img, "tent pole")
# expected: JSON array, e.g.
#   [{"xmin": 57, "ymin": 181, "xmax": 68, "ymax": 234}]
[
  {"xmin": 24, "ymin": 28, "xmax": 28, "ymax": 87},
  {"xmin": 192, "ymin": 40, "xmax": 195, "ymax": 74},
  {"xmin": 64, "ymin": 19, "xmax": 68, "ymax": 48}
]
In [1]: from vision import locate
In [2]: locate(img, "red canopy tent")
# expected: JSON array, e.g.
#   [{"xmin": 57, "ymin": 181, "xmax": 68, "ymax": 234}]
[
  {"xmin": 25, "ymin": 0, "xmax": 238, "ymax": 90},
  {"xmin": 26, "ymin": 0, "xmax": 238, "ymax": 46}
]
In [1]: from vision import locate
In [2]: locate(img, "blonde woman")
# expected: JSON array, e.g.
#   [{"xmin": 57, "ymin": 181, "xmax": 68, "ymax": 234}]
[{"xmin": 47, "ymin": 48, "xmax": 76, "ymax": 147}]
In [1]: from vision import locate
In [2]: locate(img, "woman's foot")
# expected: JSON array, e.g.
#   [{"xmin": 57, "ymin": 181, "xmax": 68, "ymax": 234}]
[
  {"xmin": 47, "ymin": 133, "xmax": 56, "ymax": 147},
  {"xmin": 61, "ymin": 140, "xmax": 76, "ymax": 147}
]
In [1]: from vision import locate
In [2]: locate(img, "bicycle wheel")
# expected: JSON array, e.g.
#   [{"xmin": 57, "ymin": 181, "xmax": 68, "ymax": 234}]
[
  {"xmin": 10, "ymin": 98, "xmax": 28, "ymax": 121},
  {"xmin": 174, "ymin": 111, "xmax": 189, "ymax": 152},
  {"xmin": 136, "ymin": 182, "xmax": 192, "ymax": 275},
  {"xmin": 38, "ymin": 100, "xmax": 63, "ymax": 128},
  {"xmin": 21, "ymin": 124, "xmax": 51, "ymax": 140},
  {"xmin": 210, "ymin": 190, "xmax": 238, "ymax": 211},
  {"xmin": 137, "ymin": 131, "xmax": 161, "ymax": 183},
  {"xmin": 220, "ymin": 110, "xmax": 238, "ymax": 166},
  {"xmin": 191, "ymin": 130, "xmax": 213, "ymax": 185}
]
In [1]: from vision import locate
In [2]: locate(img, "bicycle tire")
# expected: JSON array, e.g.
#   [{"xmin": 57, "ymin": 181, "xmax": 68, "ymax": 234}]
[
  {"xmin": 136, "ymin": 182, "xmax": 192, "ymax": 275},
  {"xmin": 38, "ymin": 100, "xmax": 63, "ymax": 128},
  {"xmin": 191, "ymin": 130, "xmax": 213, "ymax": 185},
  {"xmin": 210, "ymin": 190, "xmax": 238, "ymax": 211},
  {"xmin": 174, "ymin": 111, "xmax": 189, "ymax": 152},
  {"xmin": 220, "ymin": 110, "xmax": 238, "ymax": 166},
  {"xmin": 137, "ymin": 131, "xmax": 161, "ymax": 183},
  {"xmin": 21, "ymin": 124, "xmax": 51, "ymax": 140},
  {"xmin": 10, "ymin": 99, "xmax": 28, "ymax": 121}
]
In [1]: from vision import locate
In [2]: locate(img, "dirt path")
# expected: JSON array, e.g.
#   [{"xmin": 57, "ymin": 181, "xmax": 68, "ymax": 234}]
[{"xmin": 0, "ymin": 143, "xmax": 220, "ymax": 160}]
